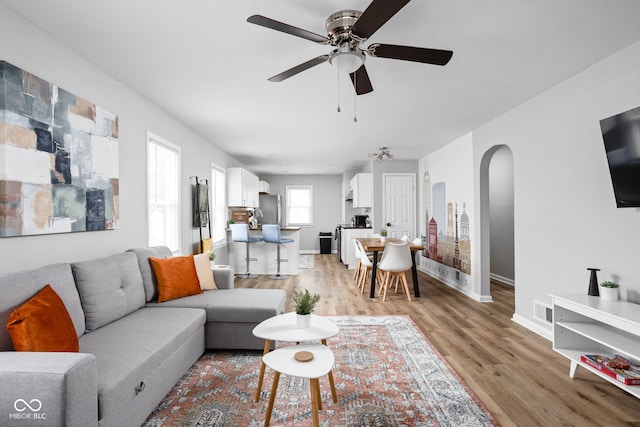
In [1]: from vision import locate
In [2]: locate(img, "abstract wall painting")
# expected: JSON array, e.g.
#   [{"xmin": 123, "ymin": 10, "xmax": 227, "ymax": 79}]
[{"xmin": 0, "ymin": 61, "xmax": 119, "ymax": 237}]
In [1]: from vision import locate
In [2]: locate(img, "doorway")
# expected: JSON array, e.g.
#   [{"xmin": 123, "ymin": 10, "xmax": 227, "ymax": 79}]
[
  {"xmin": 382, "ymin": 173, "xmax": 416, "ymax": 239},
  {"xmin": 479, "ymin": 145, "xmax": 514, "ymax": 300}
]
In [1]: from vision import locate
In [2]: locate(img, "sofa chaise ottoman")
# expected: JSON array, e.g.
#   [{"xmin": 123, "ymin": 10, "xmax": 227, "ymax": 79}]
[
  {"xmin": 0, "ymin": 247, "xmax": 286, "ymax": 427},
  {"xmin": 128, "ymin": 246, "xmax": 287, "ymax": 350}
]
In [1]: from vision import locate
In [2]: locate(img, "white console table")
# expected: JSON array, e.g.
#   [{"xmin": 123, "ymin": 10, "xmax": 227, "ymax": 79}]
[{"xmin": 551, "ymin": 294, "xmax": 640, "ymax": 398}]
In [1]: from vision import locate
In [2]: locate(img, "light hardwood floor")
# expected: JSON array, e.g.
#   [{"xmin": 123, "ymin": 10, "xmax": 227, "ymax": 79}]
[{"xmin": 235, "ymin": 254, "xmax": 640, "ymax": 426}]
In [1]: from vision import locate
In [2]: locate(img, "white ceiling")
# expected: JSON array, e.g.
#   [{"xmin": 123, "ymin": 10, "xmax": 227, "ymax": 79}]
[{"xmin": 3, "ymin": 0, "xmax": 640, "ymax": 175}]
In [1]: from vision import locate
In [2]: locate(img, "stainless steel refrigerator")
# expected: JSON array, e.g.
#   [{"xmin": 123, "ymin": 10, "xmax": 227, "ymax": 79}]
[{"xmin": 258, "ymin": 194, "xmax": 281, "ymax": 226}]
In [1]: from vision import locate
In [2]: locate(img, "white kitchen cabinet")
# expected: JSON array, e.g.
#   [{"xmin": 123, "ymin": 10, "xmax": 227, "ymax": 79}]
[
  {"xmin": 341, "ymin": 228, "xmax": 371, "ymax": 269},
  {"xmin": 350, "ymin": 173, "xmax": 372, "ymax": 208},
  {"xmin": 258, "ymin": 180, "xmax": 270, "ymax": 194},
  {"xmin": 551, "ymin": 293, "xmax": 640, "ymax": 399},
  {"xmin": 227, "ymin": 167, "xmax": 259, "ymax": 207}
]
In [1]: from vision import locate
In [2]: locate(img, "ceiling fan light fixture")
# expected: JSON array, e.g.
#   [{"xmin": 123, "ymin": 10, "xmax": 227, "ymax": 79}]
[
  {"xmin": 329, "ymin": 46, "xmax": 365, "ymax": 74},
  {"xmin": 368, "ymin": 146, "xmax": 395, "ymax": 163}
]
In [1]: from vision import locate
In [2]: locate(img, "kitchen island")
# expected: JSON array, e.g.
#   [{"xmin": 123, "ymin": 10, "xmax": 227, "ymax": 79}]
[{"xmin": 227, "ymin": 226, "xmax": 300, "ymax": 276}]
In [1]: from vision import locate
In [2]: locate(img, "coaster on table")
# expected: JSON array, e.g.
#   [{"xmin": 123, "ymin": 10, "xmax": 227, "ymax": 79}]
[{"xmin": 294, "ymin": 350, "xmax": 314, "ymax": 362}]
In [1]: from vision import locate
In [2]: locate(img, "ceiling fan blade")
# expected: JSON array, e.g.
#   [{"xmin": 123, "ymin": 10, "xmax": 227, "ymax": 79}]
[
  {"xmin": 367, "ymin": 44, "xmax": 453, "ymax": 65},
  {"xmin": 268, "ymin": 55, "xmax": 329, "ymax": 82},
  {"xmin": 247, "ymin": 15, "xmax": 330, "ymax": 44},
  {"xmin": 349, "ymin": 65, "xmax": 374, "ymax": 95},
  {"xmin": 351, "ymin": 0, "xmax": 411, "ymax": 40}
]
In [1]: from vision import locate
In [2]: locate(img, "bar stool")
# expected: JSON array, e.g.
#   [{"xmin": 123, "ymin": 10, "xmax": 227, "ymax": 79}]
[
  {"xmin": 262, "ymin": 224, "xmax": 293, "ymax": 280},
  {"xmin": 230, "ymin": 223, "xmax": 262, "ymax": 279}
]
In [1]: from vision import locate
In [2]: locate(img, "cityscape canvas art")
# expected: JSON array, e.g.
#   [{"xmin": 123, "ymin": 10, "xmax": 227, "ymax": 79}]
[
  {"xmin": 419, "ymin": 133, "xmax": 475, "ymax": 286},
  {"xmin": 422, "ymin": 167, "xmax": 471, "ymax": 275},
  {"xmin": 0, "ymin": 61, "xmax": 119, "ymax": 237}
]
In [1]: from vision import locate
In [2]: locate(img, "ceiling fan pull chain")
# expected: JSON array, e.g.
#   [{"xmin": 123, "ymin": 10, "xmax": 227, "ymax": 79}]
[
  {"xmin": 337, "ymin": 67, "xmax": 341, "ymax": 113},
  {"xmin": 353, "ymin": 72, "xmax": 358, "ymax": 122}
]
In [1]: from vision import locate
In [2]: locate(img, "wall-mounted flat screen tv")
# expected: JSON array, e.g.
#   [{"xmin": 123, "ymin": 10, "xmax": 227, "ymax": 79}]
[{"xmin": 600, "ymin": 105, "xmax": 640, "ymax": 208}]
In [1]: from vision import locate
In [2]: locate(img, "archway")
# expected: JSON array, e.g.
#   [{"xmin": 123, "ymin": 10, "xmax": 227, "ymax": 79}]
[{"xmin": 479, "ymin": 145, "xmax": 514, "ymax": 299}]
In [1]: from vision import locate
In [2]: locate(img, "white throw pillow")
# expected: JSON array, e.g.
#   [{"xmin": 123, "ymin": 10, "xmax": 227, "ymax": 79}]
[{"xmin": 193, "ymin": 253, "xmax": 217, "ymax": 290}]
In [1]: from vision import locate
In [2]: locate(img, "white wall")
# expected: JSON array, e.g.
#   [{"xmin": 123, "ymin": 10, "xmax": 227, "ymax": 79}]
[
  {"xmin": 0, "ymin": 5, "xmax": 236, "ymax": 275},
  {"xmin": 258, "ymin": 174, "xmax": 342, "ymax": 253},
  {"xmin": 473, "ymin": 40, "xmax": 640, "ymax": 335},
  {"xmin": 415, "ymin": 40, "xmax": 640, "ymax": 337}
]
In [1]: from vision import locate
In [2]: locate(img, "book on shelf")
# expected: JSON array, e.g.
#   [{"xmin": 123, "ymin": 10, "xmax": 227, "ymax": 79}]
[{"xmin": 581, "ymin": 354, "xmax": 640, "ymax": 386}]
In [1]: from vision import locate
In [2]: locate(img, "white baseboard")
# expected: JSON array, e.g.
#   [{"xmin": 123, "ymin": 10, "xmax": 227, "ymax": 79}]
[
  {"xmin": 418, "ymin": 265, "xmax": 493, "ymax": 302},
  {"xmin": 512, "ymin": 313, "xmax": 552, "ymax": 341},
  {"xmin": 419, "ymin": 265, "xmax": 552, "ymax": 340},
  {"xmin": 490, "ymin": 273, "xmax": 515, "ymax": 286}
]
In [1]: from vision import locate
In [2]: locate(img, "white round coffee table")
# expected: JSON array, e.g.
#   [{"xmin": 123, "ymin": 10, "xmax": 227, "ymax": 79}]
[
  {"xmin": 252, "ymin": 312, "xmax": 339, "ymax": 403},
  {"xmin": 262, "ymin": 344, "xmax": 335, "ymax": 427}
]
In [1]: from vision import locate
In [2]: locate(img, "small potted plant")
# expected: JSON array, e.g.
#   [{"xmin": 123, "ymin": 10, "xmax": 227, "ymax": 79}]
[
  {"xmin": 379, "ymin": 228, "xmax": 388, "ymax": 243},
  {"xmin": 207, "ymin": 249, "xmax": 216, "ymax": 267},
  {"xmin": 292, "ymin": 289, "xmax": 320, "ymax": 328},
  {"xmin": 600, "ymin": 281, "xmax": 620, "ymax": 301}
]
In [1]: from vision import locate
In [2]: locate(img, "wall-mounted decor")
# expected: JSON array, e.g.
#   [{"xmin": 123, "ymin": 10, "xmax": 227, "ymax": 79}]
[
  {"xmin": 422, "ymin": 171, "xmax": 472, "ymax": 276},
  {"xmin": 420, "ymin": 135, "xmax": 474, "ymax": 280},
  {"xmin": 0, "ymin": 61, "xmax": 119, "ymax": 237}
]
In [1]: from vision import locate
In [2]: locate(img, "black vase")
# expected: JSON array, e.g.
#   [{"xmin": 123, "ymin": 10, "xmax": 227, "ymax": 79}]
[{"xmin": 587, "ymin": 268, "xmax": 600, "ymax": 296}]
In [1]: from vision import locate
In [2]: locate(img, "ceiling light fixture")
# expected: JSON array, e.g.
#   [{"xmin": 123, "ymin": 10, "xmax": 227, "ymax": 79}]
[
  {"xmin": 368, "ymin": 146, "xmax": 395, "ymax": 163},
  {"xmin": 328, "ymin": 45, "xmax": 365, "ymax": 74}
]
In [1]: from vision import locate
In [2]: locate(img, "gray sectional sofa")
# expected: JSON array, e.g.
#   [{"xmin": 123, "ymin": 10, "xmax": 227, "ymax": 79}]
[{"xmin": 0, "ymin": 246, "xmax": 286, "ymax": 427}]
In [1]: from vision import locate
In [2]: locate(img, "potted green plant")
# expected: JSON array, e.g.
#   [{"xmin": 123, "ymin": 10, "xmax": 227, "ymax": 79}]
[
  {"xmin": 207, "ymin": 249, "xmax": 216, "ymax": 267},
  {"xmin": 292, "ymin": 289, "xmax": 320, "ymax": 328},
  {"xmin": 600, "ymin": 281, "xmax": 620, "ymax": 301},
  {"xmin": 379, "ymin": 228, "xmax": 388, "ymax": 243}
]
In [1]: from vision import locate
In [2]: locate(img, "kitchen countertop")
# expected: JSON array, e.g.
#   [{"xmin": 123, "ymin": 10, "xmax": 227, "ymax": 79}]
[
  {"xmin": 257, "ymin": 226, "xmax": 300, "ymax": 231},
  {"xmin": 227, "ymin": 226, "xmax": 301, "ymax": 231}
]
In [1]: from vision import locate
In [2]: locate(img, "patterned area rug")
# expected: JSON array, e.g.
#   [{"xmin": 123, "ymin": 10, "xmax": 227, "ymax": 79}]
[
  {"xmin": 298, "ymin": 255, "xmax": 314, "ymax": 269},
  {"xmin": 143, "ymin": 316, "xmax": 497, "ymax": 426}
]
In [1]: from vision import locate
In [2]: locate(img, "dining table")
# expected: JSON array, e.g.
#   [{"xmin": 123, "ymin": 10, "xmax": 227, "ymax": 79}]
[{"xmin": 355, "ymin": 237, "xmax": 425, "ymax": 299}]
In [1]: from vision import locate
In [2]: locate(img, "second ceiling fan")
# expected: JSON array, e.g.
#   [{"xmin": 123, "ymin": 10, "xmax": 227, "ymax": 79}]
[{"xmin": 247, "ymin": 0, "xmax": 453, "ymax": 95}]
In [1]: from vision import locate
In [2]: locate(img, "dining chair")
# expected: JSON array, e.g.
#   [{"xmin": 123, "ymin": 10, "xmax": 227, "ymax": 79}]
[
  {"xmin": 355, "ymin": 239, "xmax": 379, "ymax": 294},
  {"xmin": 376, "ymin": 242, "xmax": 413, "ymax": 301},
  {"xmin": 352, "ymin": 239, "xmax": 363, "ymax": 286}
]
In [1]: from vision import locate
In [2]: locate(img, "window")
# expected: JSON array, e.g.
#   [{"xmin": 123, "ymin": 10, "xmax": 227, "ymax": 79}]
[
  {"xmin": 210, "ymin": 165, "xmax": 226, "ymax": 244},
  {"xmin": 147, "ymin": 132, "xmax": 180, "ymax": 253},
  {"xmin": 286, "ymin": 185, "xmax": 313, "ymax": 226}
]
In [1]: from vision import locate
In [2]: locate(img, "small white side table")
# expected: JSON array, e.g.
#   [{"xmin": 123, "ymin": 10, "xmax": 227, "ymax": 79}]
[
  {"xmin": 262, "ymin": 344, "xmax": 335, "ymax": 427},
  {"xmin": 252, "ymin": 312, "xmax": 339, "ymax": 402},
  {"xmin": 211, "ymin": 265, "xmax": 234, "ymax": 289}
]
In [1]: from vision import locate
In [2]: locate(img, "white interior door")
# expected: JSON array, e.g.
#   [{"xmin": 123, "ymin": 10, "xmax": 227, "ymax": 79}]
[{"xmin": 383, "ymin": 174, "xmax": 416, "ymax": 239}]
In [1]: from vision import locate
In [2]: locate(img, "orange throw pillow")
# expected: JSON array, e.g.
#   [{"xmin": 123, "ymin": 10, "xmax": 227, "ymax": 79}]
[
  {"xmin": 149, "ymin": 255, "xmax": 203, "ymax": 303},
  {"xmin": 7, "ymin": 284, "xmax": 79, "ymax": 352}
]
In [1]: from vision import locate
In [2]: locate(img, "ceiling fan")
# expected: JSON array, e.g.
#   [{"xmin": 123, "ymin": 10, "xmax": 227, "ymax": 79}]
[
  {"xmin": 247, "ymin": 0, "xmax": 453, "ymax": 95},
  {"xmin": 368, "ymin": 146, "xmax": 395, "ymax": 162}
]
